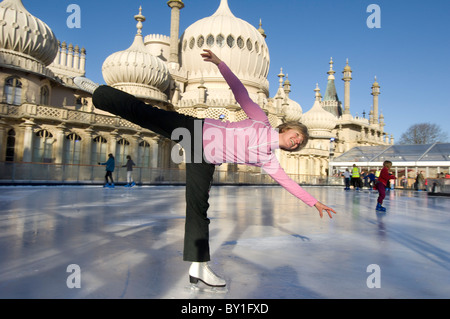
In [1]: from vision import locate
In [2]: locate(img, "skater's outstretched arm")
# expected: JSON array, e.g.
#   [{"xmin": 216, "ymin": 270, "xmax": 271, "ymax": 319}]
[
  {"xmin": 259, "ymin": 158, "xmax": 337, "ymax": 219},
  {"xmin": 201, "ymin": 49, "xmax": 267, "ymax": 123}
]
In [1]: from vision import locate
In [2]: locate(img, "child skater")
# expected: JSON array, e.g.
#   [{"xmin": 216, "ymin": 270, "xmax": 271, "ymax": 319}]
[
  {"xmin": 376, "ymin": 160, "xmax": 396, "ymax": 211},
  {"xmin": 75, "ymin": 49, "xmax": 336, "ymax": 288}
]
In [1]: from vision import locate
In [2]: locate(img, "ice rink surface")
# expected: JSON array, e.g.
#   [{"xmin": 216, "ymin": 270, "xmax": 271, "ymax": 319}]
[{"xmin": 0, "ymin": 185, "xmax": 449, "ymax": 299}]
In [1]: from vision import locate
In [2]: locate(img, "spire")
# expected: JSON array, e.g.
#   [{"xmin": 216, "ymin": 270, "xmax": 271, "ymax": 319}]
[
  {"xmin": 327, "ymin": 57, "xmax": 336, "ymax": 80},
  {"xmin": 258, "ymin": 19, "xmax": 267, "ymax": 38},
  {"xmin": 314, "ymin": 83, "xmax": 322, "ymax": 101},
  {"xmin": 134, "ymin": 6, "xmax": 145, "ymax": 35},
  {"xmin": 323, "ymin": 57, "xmax": 343, "ymax": 117},
  {"xmin": 128, "ymin": 7, "xmax": 147, "ymax": 51},
  {"xmin": 278, "ymin": 68, "xmax": 285, "ymax": 88},
  {"xmin": 212, "ymin": 0, "xmax": 235, "ymax": 17},
  {"xmin": 323, "ymin": 59, "xmax": 338, "ymax": 102}
]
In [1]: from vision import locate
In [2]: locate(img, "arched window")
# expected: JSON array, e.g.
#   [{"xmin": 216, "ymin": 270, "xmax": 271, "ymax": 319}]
[
  {"xmin": 117, "ymin": 138, "xmax": 130, "ymax": 165},
  {"xmin": 197, "ymin": 35, "xmax": 204, "ymax": 48},
  {"xmin": 75, "ymin": 97, "xmax": 82, "ymax": 109},
  {"xmin": 226, "ymin": 35, "xmax": 235, "ymax": 48},
  {"xmin": 189, "ymin": 37, "xmax": 195, "ymax": 50},
  {"xmin": 237, "ymin": 36, "xmax": 244, "ymax": 49},
  {"xmin": 40, "ymin": 86, "xmax": 50, "ymax": 105},
  {"xmin": 216, "ymin": 34, "xmax": 225, "ymax": 48},
  {"xmin": 33, "ymin": 129, "xmax": 54, "ymax": 163},
  {"xmin": 246, "ymin": 39, "xmax": 253, "ymax": 51},
  {"xmin": 138, "ymin": 140, "xmax": 151, "ymax": 167},
  {"xmin": 4, "ymin": 77, "xmax": 22, "ymax": 105},
  {"xmin": 206, "ymin": 34, "xmax": 215, "ymax": 47},
  {"xmin": 65, "ymin": 133, "xmax": 82, "ymax": 164},
  {"xmin": 93, "ymin": 136, "xmax": 107, "ymax": 164},
  {"xmin": 5, "ymin": 129, "xmax": 15, "ymax": 162}
]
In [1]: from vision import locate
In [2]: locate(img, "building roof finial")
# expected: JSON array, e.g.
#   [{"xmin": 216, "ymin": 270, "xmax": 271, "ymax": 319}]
[{"xmin": 134, "ymin": 6, "xmax": 146, "ymax": 35}]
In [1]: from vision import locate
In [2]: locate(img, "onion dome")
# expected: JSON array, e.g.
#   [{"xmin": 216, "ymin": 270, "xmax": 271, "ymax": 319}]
[
  {"xmin": 343, "ymin": 59, "xmax": 352, "ymax": 72},
  {"xmin": 372, "ymin": 76, "xmax": 380, "ymax": 92},
  {"xmin": 0, "ymin": 0, "xmax": 58, "ymax": 66},
  {"xmin": 283, "ymin": 97, "xmax": 302, "ymax": 122},
  {"xmin": 102, "ymin": 7, "xmax": 170, "ymax": 100},
  {"xmin": 301, "ymin": 84, "xmax": 337, "ymax": 134},
  {"xmin": 180, "ymin": 0, "xmax": 269, "ymax": 95}
]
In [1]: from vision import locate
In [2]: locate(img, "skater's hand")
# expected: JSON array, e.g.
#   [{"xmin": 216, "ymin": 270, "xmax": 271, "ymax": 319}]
[
  {"xmin": 314, "ymin": 201, "xmax": 337, "ymax": 219},
  {"xmin": 201, "ymin": 49, "xmax": 222, "ymax": 65}
]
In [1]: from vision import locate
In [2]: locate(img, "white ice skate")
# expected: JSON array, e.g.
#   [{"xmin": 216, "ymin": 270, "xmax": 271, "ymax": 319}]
[
  {"xmin": 73, "ymin": 77, "xmax": 99, "ymax": 95},
  {"xmin": 189, "ymin": 262, "xmax": 226, "ymax": 288}
]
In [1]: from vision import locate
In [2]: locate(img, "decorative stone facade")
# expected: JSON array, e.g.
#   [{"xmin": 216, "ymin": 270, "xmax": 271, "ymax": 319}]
[{"xmin": 0, "ymin": 0, "xmax": 393, "ymax": 180}]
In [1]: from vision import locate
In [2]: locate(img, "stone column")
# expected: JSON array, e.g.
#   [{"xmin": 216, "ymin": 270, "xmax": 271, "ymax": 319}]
[
  {"xmin": 55, "ymin": 123, "xmax": 67, "ymax": 164},
  {"xmin": 83, "ymin": 126, "xmax": 94, "ymax": 165},
  {"xmin": 21, "ymin": 118, "xmax": 35, "ymax": 162},
  {"xmin": 0, "ymin": 118, "xmax": 7, "ymax": 161}
]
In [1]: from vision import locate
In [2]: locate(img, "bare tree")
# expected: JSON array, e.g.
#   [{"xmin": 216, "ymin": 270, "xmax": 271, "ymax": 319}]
[{"xmin": 398, "ymin": 123, "xmax": 448, "ymax": 145}]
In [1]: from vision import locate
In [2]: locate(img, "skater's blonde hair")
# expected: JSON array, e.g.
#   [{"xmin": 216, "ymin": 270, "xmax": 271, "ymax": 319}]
[{"xmin": 276, "ymin": 121, "xmax": 309, "ymax": 152}]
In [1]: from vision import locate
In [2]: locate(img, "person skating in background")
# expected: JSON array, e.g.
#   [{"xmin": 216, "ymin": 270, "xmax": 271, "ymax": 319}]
[
  {"xmin": 343, "ymin": 168, "xmax": 351, "ymax": 190},
  {"xmin": 351, "ymin": 164, "xmax": 361, "ymax": 190},
  {"xmin": 376, "ymin": 160, "xmax": 396, "ymax": 212},
  {"xmin": 99, "ymin": 153, "xmax": 115, "ymax": 188},
  {"xmin": 122, "ymin": 155, "xmax": 136, "ymax": 187}
]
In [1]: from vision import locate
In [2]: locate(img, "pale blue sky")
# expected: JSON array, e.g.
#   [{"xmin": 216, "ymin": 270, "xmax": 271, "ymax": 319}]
[{"xmin": 23, "ymin": 0, "xmax": 450, "ymax": 142}]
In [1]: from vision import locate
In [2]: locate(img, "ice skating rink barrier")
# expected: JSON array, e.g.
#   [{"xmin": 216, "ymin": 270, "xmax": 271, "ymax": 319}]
[
  {"xmin": 427, "ymin": 178, "xmax": 450, "ymax": 196},
  {"xmin": 0, "ymin": 161, "xmax": 343, "ymax": 186}
]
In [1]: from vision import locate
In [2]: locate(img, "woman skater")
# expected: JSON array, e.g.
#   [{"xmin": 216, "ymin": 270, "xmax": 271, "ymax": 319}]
[{"xmin": 74, "ymin": 49, "xmax": 336, "ymax": 288}]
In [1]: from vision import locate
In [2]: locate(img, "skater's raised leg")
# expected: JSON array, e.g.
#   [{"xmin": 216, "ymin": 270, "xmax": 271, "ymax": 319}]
[{"xmin": 92, "ymin": 85, "xmax": 195, "ymax": 141}]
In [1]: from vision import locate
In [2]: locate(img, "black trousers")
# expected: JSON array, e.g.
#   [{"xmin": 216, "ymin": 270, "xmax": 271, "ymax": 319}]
[
  {"xmin": 93, "ymin": 86, "xmax": 215, "ymax": 262},
  {"xmin": 105, "ymin": 171, "xmax": 114, "ymax": 184}
]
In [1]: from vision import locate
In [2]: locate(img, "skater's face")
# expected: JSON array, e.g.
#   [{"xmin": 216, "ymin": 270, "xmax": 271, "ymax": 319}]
[{"xmin": 279, "ymin": 129, "xmax": 304, "ymax": 151}]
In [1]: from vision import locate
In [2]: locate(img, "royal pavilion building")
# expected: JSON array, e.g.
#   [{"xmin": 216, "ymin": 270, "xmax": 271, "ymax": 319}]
[{"xmin": 0, "ymin": 0, "xmax": 393, "ymax": 185}]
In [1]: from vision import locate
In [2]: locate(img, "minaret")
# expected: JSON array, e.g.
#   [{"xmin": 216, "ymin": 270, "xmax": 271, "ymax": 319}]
[
  {"xmin": 342, "ymin": 59, "xmax": 352, "ymax": 115},
  {"xmin": 283, "ymin": 74, "xmax": 291, "ymax": 98},
  {"xmin": 371, "ymin": 76, "xmax": 380, "ymax": 125},
  {"xmin": 275, "ymin": 68, "xmax": 285, "ymax": 113},
  {"xmin": 167, "ymin": 0, "xmax": 184, "ymax": 69}
]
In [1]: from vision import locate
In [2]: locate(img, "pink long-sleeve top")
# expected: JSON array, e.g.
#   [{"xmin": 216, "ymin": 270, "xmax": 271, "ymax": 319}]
[{"xmin": 202, "ymin": 62, "xmax": 318, "ymax": 207}]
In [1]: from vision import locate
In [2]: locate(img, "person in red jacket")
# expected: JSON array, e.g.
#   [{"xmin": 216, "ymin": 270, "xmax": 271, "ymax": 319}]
[{"xmin": 376, "ymin": 160, "xmax": 396, "ymax": 212}]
